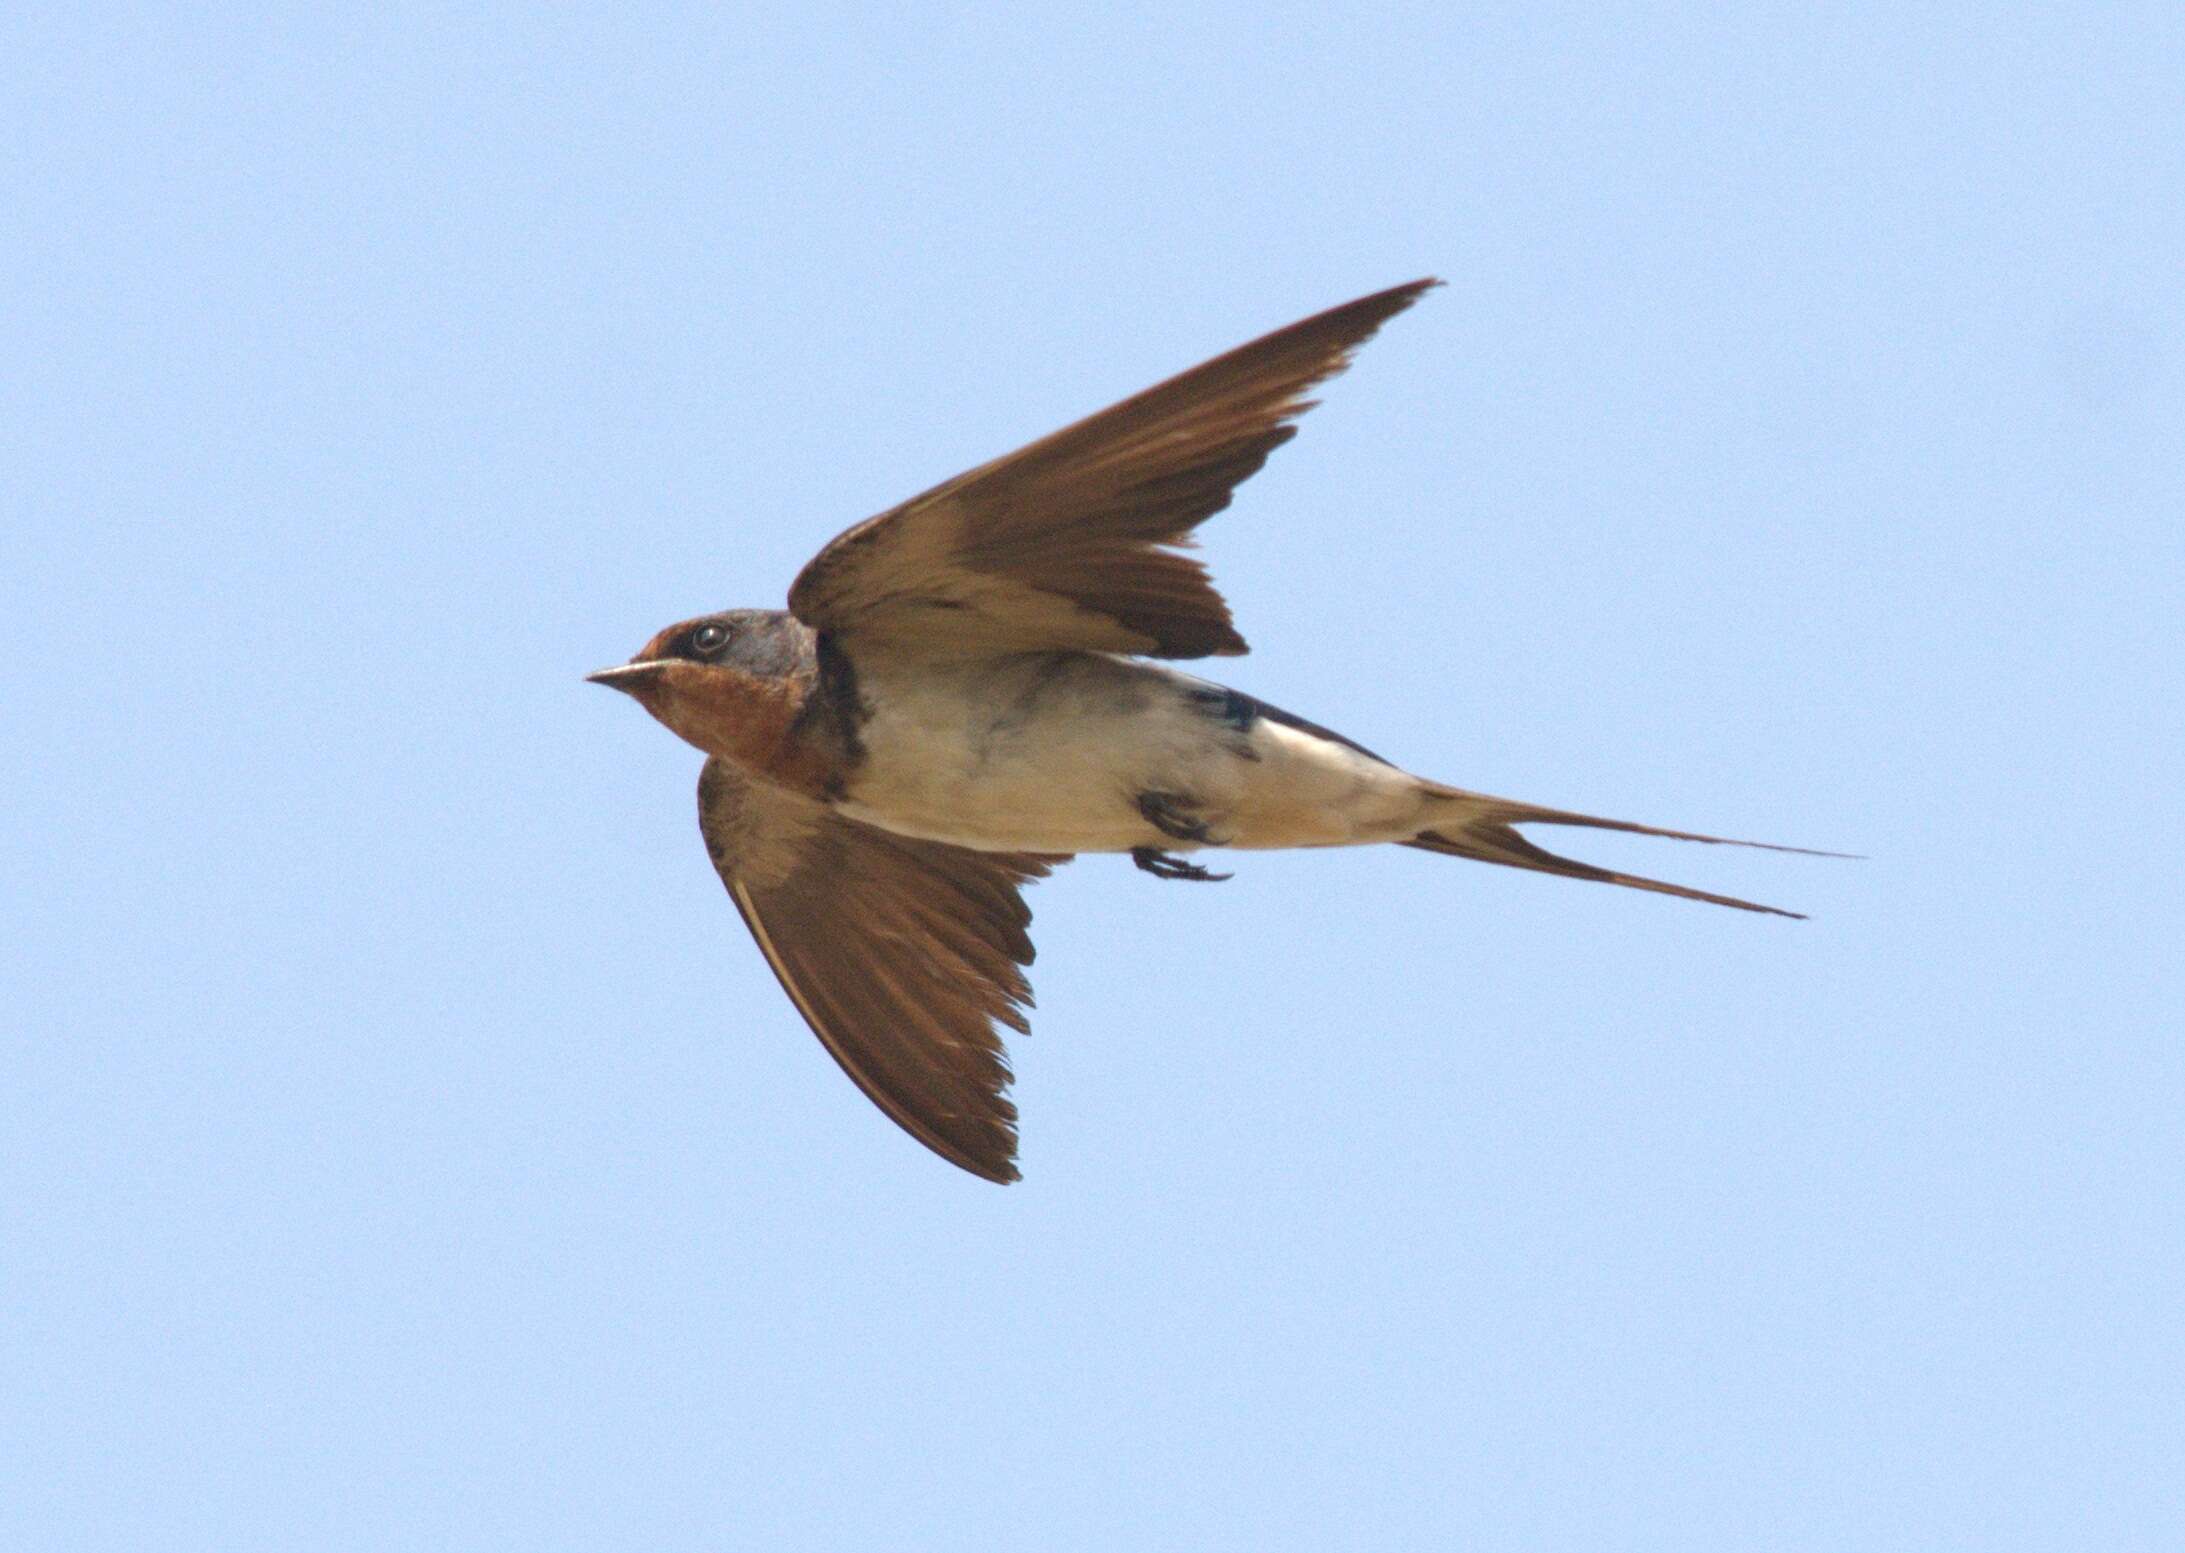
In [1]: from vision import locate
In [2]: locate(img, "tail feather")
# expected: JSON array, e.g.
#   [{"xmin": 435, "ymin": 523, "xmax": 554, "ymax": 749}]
[{"xmin": 1407, "ymin": 789, "xmax": 1848, "ymax": 920}]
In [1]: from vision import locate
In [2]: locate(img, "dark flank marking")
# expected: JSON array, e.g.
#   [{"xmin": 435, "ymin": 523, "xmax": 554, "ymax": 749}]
[
  {"xmin": 1186, "ymin": 684, "xmax": 1264, "ymax": 761},
  {"xmin": 1187, "ymin": 684, "xmax": 1258, "ymax": 732},
  {"xmin": 1245, "ymin": 693, "xmax": 1395, "ymax": 767},
  {"xmin": 1131, "ymin": 847, "xmax": 1232, "ymax": 882},
  {"xmin": 1187, "ymin": 681, "xmax": 1394, "ymax": 768},
  {"xmin": 1137, "ymin": 790, "xmax": 1220, "ymax": 844}
]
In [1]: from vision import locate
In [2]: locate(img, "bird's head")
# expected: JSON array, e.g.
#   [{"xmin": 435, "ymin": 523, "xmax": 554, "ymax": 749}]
[{"xmin": 586, "ymin": 609, "xmax": 814, "ymax": 762}]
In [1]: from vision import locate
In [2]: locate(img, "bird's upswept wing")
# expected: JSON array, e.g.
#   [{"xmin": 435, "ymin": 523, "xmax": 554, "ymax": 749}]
[
  {"xmin": 787, "ymin": 279, "xmax": 1439, "ymax": 660},
  {"xmin": 696, "ymin": 756, "xmax": 1067, "ymax": 1182}
]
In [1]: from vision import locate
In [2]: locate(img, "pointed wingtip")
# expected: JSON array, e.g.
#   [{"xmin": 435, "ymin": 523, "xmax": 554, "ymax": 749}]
[
  {"xmin": 1295, "ymin": 278, "xmax": 1444, "ymax": 348},
  {"xmin": 1347, "ymin": 276, "xmax": 1442, "ymax": 325}
]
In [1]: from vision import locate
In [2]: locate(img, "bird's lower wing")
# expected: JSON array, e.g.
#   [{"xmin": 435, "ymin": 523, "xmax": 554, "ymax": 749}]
[{"xmin": 697, "ymin": 757, "xmax": 1068, "ymax": 1182}]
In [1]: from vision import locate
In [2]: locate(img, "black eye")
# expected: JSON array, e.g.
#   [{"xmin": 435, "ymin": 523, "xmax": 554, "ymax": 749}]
[{"xmin": 689, "ymin": 623, "xmax": 729, "ymax": 656}]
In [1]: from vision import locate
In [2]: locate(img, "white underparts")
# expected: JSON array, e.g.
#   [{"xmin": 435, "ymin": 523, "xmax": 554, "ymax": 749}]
[{"xmin": 834, "ymin": 652, "xmax": 1436, "ymax": 856}]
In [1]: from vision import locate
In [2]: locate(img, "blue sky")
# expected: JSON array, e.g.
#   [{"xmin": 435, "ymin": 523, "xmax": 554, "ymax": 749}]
[{"xmin": 5, "ymin": 3, "xmax": 2181, "ymax": 1548}]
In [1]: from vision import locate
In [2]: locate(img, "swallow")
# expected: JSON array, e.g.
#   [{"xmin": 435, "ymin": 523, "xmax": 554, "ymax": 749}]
[{"xmin": 590, "ymin": 278, "xmax": 1828, "ymax": 1183}]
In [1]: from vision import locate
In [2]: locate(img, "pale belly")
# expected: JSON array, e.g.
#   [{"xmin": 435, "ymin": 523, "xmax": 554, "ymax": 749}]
[{"xmin": 833, "ymin": 651, "xmax": 1434, "ymax": 856}]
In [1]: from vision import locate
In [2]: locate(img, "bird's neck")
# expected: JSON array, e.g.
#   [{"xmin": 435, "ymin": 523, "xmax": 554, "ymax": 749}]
[{"xmin": 642, "ymin": 662, "xmax": 843, "ymax": 799}]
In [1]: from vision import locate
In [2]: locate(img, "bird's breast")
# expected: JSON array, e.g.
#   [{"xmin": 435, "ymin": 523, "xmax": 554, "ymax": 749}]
[
  {"xmin": 830, "ymin": 650, "xmax": 1432, "ymax": 855},
  {"xmin": 835, "ymin": 652, "xmax": 1220, "ymax": 853}
]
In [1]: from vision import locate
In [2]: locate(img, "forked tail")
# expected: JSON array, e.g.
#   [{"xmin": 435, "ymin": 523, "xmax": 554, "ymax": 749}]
[{"xmin": 1407, "ymin": 788, "xmax": 1848, "ymax": 919}]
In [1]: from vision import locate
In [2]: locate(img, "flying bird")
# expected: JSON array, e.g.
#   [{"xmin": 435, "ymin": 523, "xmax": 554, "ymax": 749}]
[{"xmin": 589, "ymin": 279, "xmax": 1822, "ymax": 1182}]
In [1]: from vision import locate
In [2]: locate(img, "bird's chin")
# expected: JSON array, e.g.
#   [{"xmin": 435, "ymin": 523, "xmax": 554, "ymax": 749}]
[
  {"xmin": 586, "ymin": 659, "xmax": 691, "ymax": 740},
  {"xmin": 587, "ymin": 658, "xmax": 766, "ymax": 761}
]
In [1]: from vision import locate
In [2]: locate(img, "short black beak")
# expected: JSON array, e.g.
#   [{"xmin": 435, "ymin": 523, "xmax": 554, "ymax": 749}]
[{"xmin": 585, "ymin": 661, "xmax": 669, "ymax": 695}]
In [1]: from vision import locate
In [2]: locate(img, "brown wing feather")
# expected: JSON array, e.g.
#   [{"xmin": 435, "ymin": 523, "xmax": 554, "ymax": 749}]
[
  {"xmin": 697, "ymin": 757, "xmax": 1066, "ymax": 1183},
  {"xmin": 788, "ymin": 279, "xmax": 1440, "ymax": 659}
]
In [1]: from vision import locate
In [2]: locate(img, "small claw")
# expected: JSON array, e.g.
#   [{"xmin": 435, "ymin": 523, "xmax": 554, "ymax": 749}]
[{"xmin": 1131, "ymin": 847, "xmax": 1232, "ymax": 883}]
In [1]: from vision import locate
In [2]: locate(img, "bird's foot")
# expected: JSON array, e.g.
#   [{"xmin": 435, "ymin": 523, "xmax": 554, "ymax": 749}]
[
  {"xmin": 1132, "ymin": 847, "xmax": 1232, "ymax": 883},
  {"xmin": 1137, "ymin": 789, "xmax": 1222, "ymax": 844}
]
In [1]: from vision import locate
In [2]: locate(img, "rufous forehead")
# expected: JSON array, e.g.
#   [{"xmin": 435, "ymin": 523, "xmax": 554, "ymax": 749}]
[{"xmin": 635, "ymin": 621, "xmax": 695, "ymax": 662}]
